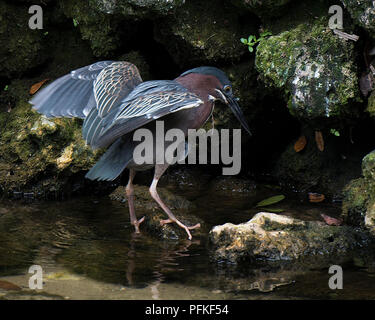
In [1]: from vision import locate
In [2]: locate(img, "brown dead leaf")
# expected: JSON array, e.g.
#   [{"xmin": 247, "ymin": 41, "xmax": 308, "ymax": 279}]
[
  {"xmin": 308, "ymin": 192, "xmax": 325, "ymax": 203},
  {"xmin": 0, "ymin": 280, "xmax": 21, "ymax": 291},
  {"xmin": 294, "ymin": 135, "xmax": 307, "ymax": 152},
  {"xmin": 29, "ymin": 79, "xmax": 49, "ymax": 95},
  {"xmin": 321, "ymin": 213, "xmax": 343, "ymax": 226},
  {"xmin": 315, "ymin": 131, "xmax": 324, "ymax": 152}
]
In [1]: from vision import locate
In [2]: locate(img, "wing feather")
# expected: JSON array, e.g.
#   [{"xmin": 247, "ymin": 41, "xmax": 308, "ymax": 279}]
[
  {"xmin": 29, "ymin": 61, "xmax": 142, "ymax": 119},
  {"xmin": 94, "ymin": 61, "xmax": 142, "ymax": 117},
  {"xmin": 83, "ymin": 81, "xmax": 203, "ymax": 149}
]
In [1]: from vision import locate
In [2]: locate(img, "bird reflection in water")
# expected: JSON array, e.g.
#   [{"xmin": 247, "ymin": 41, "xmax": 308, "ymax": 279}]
[{"xmin": 125, "ymin": 233, "xmax": 200, "ymax": 299}]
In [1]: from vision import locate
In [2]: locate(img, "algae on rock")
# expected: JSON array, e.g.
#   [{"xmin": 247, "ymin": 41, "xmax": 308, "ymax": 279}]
[
  {"xmin": 209, "ymin": 212, "xmax": 374, "ymax": 267},
  {"xmin": 343, "ymin": 150, "xmax": 375, "ymax": 233},
  {"xmin": 154, "ymin": 0, "xmax": 256, "ymax": 67},
  {"xmin": 255, "ymin": 18, "xmax": 360, "ymax": 120},
  {"xmin": 340, "ymin": 0, "xmax": 375, "ymax": 33},
  {"xmin": 231, "ymin": 0, "xmax": 293, "ymax": 17},
  {"xmin": 0, "ymin": 100, "xmax": 100, "ymax": 193},
  {"xmin": 0, "ymin": 2, "xmax": 48, "ymax": 77}
]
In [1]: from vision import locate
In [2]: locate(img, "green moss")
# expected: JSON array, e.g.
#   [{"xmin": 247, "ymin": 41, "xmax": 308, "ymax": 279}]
[
  {"xmin": 342, "ymin": 178, "xmax": 371, "ymax": 225},
  {"xmin": 341, "ymin": 0, "xmax": 375, "ymax": 33},
  {"xmin": 366, "ymin": 92, "xmax": 375, "ymax": 117},
  {"xmin": 262, "ymin": 218, "xmax": 307, "ymax": 232},
  {"xmin": 60, "ymin": 0, "xmax": 120, "ymax": 56},
  {"xmin": 255, "ymin": 18, "xmax": 360, "ymax": 120},
  {"xmin": 154, "ymin": 0, "xmax": 256, "ymax": 66},
  {"xmin": 0, "ymin": 2, "xmax": 48, "ymax": 77},
  {"xmin": 342, "ymin": 151, "xmax": 375, "ymax": 227},
  {"xmin": 0, "ymin": 97, "xmax": 100, "ymax": 192}
]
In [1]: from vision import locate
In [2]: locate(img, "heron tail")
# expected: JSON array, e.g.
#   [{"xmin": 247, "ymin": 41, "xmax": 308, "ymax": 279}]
[{"xmin": 85, "ymin": 136, "xmax": 133, "ymax": 181}]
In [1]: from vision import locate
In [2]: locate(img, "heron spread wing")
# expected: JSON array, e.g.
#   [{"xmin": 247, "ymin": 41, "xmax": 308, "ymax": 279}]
[
  {"xmin": 82, "ymin": 80, "xmax": 203, "ymax": 149},
  {"xmin": 29, "ymin": 61, "xmax": 142, "ymax": 119},
  {"xmin": 94, "ymin": 61, "xmax": 142, "ymax": 117}
]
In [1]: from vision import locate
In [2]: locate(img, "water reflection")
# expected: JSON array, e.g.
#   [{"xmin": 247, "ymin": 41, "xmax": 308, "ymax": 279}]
[{"xmin": 0, "ymin": 193, "xmax": 375, "ymax": 299}]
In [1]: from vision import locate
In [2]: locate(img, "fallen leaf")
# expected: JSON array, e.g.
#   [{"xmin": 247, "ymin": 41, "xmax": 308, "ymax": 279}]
[
  {"xmin": 30, "ymin": 79, "xmax": 49, "ymax": 95},
  {"xmin": 294, "ymin": 135, "xmax": 307, "ymax": 152},
  {"xmin": 0, "ymin": 280, "xmax": 21, "ymax": 291},
  {"xmin": 315, "ymin": 131, "xmax": 324, "ymax": 152},
  {"xmin": 256, "ymin": 195, "xmax": 285, "ymax": 207},
  {"xmin": 308, "ymin": 192, "xmax": 325, "ymax": 203},
  {"xmin": 321, "ymin": 213, "xmax": 343, "ymax": 226}
]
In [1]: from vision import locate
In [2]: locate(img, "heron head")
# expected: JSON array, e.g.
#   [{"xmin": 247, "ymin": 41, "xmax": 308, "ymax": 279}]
[{"xmin": 180, "ymin": 66, "xmax": 252, "ymax": 136}]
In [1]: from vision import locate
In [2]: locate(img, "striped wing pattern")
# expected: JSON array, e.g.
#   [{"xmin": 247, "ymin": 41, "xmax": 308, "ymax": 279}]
[
  {"xmin": 83, "ymin": 81, "xmax": 203, "ymax": 149},
  {"xmin": 94, "ymin": 62, "xmax": 142, "ymax": 117},
  {"xmin": 116, "ymin": 90, "xmax": 200, "ymax": 119},
  {"xmin": 30, "ymin": 61, "xmax": 115, "ymax": 118},
  {"xmin": 29, "ymin": 61, "xmax": 141, "ymax": 119}
]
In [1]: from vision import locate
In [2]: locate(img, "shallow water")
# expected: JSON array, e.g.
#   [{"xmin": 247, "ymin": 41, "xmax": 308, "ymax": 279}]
[{"xmin": 0, "ymin": 184, "xmax": 375, "ymax": 300}]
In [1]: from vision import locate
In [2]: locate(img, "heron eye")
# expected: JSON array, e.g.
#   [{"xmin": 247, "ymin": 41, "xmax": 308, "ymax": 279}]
[{"xmin": 223, "ymin": 85, "xmax": 232, "ymax": 94}]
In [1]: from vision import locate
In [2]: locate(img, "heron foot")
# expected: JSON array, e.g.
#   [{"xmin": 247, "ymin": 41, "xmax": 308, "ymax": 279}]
[
  {"xmin": 132, "ymin": 216, "xmax": 145, "ymax": 233},
  {"xmin": 160, "ymin": 219, "xmax": 201, "ymax": 240}
]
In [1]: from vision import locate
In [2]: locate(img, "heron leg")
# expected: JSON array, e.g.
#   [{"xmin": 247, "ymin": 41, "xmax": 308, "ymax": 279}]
[
  {"xmin": 126, "ymin": 169, "xmax": 145, "ymax": 233},
  {"xmin": 149, "ymin": 164, "xmax": 201, "ymax": 240}
]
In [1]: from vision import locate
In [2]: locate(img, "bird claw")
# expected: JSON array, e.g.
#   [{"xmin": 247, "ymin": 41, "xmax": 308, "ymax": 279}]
[
  {"xmin": 159, "ymin": 219, "xmax": 201, "ymax": 240},
  {"xmin": 133, "ymin": 216, "xmax": 145, "ymax": 233},
  {"xmin": 160, "ymin": 218, "xmax": 173, "ymax": 226}
]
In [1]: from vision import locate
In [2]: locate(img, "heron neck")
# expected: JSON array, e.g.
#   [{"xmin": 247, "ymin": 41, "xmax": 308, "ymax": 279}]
[{"xmin": 175, "ymin": 73, "xmax": 219, "ymax": 130}]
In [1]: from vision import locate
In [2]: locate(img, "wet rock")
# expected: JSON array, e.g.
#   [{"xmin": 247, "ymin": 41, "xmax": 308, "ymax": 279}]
[
  {"xmin": 340, "ymin": 0, "xmax": 375, "ymax": 33},
  {"xmin": 343, "ymin": 150, "xmax": 375, "ymax": 233},
  {"xmin": 159, "ymin": 167, "xmax": 212, "ymax": 194},
  {"xmin": 209, "ymin": 212, "xmax": 374, "ymax": 267},
  {"xmin": 154, "ymin": 0, "xmax": 256, "ymax": 67},
  {"xmin": 231, "ymin": 0, "xmax": 293, "ymax": 18},
  {"xmin": 208, "ymin": 176, "xmax": 257, "ymax": 196},
  {"xmin": 110, "ymin": 185, "xmax": 203, "ymax": 240},
  {"xmin": 256, "ymin": 18, "xmax": 360, "ymax": 120},
  {"xmin": 110, "ymin": 185, "xmax": 195, "ymax": 210},
  {"xmin": 273, "ymin": 129, "xmax": 361, "ymax": 197}
]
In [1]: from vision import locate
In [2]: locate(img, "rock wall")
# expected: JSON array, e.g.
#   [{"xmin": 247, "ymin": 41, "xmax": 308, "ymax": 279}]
[{"xmin": 0, "ymin": 0, "xmax": 374, "ymax": 215}]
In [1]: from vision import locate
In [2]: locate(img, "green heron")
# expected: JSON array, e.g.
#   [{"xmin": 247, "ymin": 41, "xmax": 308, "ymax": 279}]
[{"xmin": 30, "ymin": 61, "xmax": 251, "ymax": 239}]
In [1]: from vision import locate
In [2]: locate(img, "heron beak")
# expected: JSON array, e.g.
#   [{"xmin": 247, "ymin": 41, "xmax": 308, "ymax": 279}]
[{"xmin": 221, "ymin": 91, "xmax": 252, "ymax": 136}]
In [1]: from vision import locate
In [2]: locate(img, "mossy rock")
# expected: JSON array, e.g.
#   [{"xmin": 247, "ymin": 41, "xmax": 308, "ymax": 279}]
[
  {"xmin": 154, "ymin": 0, "xmax": 256, "ymax": 67},
  {"xmin": 60, "ymin": 0, "xmax": 122, "ymax": 56},
  {"xmin": 366, "ymin": 91, "xmax": 375, "ymax": 117},
  {"xmin": 255, "ymin": 17, "xmax": 360, "ymax": 120},
  {"xmin": 97, "ymin": 0, "xmax": 185, "ymax": 18},
  {"xmin": 231, "ymin": 0, "xmax": 293, "ymax": 18},
  {"xmin": 209, "ymin": 212, "xmax": 375, "ymax": 268},
  {"xmin": 0, "ymin": 2, "xmax": 48, "ymax": 77},
  {"xmin": 0, "ymin": 99, "xmax": 100, "ymax": 193},
  {"xmin": 342, "ymin": 150, "xmax": 375, "ymax": 232},
  {"xmin": 273, "ymin": 129, "xmax": 361, "ymax": 198},
  {"xmin": 60, "ymin": 0, "xmax": 185, "ymax": 57},
  {"xmin": 341, "ymin": 0, "xmax": 375, "ymax": 33}
]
